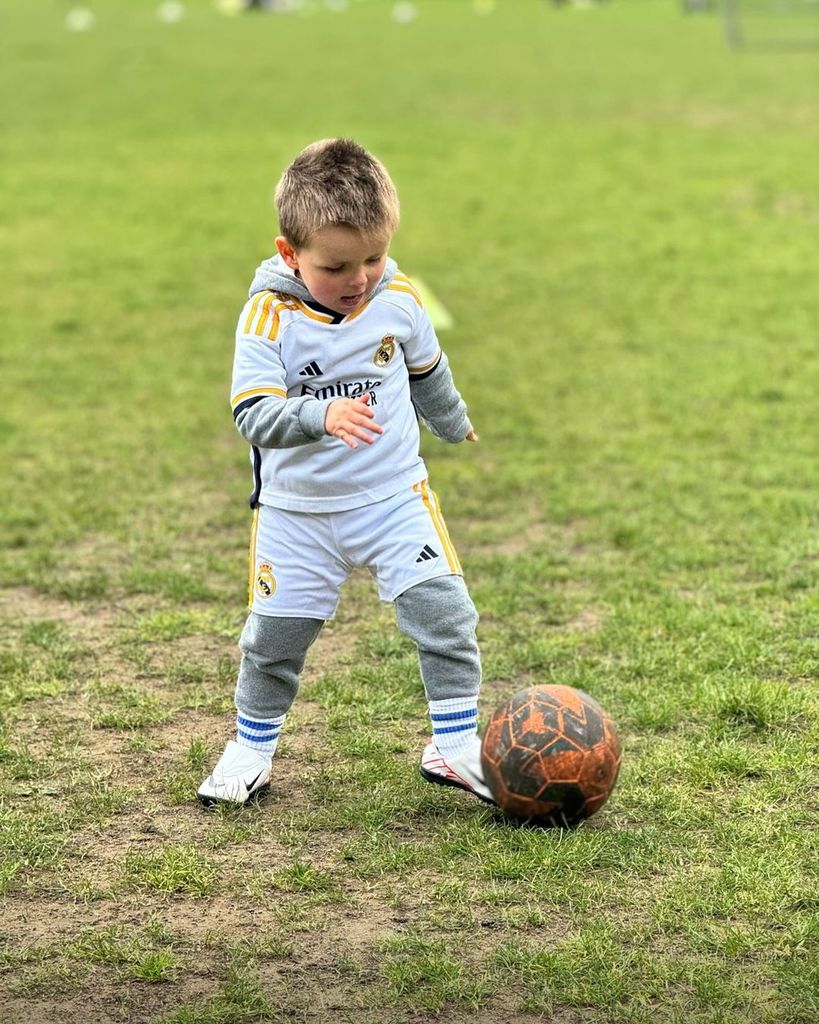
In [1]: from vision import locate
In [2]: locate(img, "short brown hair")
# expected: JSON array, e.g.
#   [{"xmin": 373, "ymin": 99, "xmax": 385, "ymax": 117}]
[{"xmin": 274, "ymin": 138, "xmax": 400, "ymax": 248}]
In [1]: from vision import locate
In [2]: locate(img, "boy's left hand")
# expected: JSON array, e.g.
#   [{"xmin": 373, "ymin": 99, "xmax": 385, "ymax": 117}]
[
  {"xmin": 465, "ymin": 427, "xmax": 478, "ymax": 442},
  {"xmin": 325, "ymin": 392, "xmax": 384, "ymax": 449}
]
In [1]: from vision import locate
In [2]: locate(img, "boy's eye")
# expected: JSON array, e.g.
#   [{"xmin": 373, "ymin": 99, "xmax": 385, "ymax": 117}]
[{"xmin": 321, "ymin": 257, "xmax": 381, "ymax": 272}]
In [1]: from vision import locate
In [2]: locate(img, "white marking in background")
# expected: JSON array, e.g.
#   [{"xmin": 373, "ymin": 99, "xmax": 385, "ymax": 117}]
[
  {"xmin": 65, "ymin": 7, "xmax": 96, "ymax": 31},
  {"xmin": 412, "ymin": 277, "xmax": 455, "ymax": 331},
  {"xmin": 157, "ymin": 2, "xmax": 186, "ymax": 23},
  {"xmin": 392, "ymin": 2, "xmax": 417, "ymax": 24}
]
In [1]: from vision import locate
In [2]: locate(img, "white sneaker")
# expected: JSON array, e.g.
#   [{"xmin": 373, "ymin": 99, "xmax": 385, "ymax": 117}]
[
  {"xmin": 419, "ymin": 736, "xmax": 495, "ymax": 805},
  {"xmin": 197, "ymin": 740, "xmax": 272, "ymax": 806}
]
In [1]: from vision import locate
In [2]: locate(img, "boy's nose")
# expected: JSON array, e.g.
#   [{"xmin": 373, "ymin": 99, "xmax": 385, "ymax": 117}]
[{"xmin": 350, "ymin": 267, "xmax": 368, "ymax": 289}]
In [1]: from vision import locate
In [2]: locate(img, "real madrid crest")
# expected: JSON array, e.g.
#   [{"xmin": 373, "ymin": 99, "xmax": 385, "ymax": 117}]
[
  {"xmin": 255, "ymin": 562, "xmax": 276, "ymax": 599},
  {"xmin": 373, "ymin": 335, "xmax": 396, "ymax": 368}
]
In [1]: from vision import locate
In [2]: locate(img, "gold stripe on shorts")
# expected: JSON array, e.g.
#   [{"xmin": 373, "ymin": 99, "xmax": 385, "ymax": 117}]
[
  {"xmin": 247, "ymin": 507, "xmax": 261, "ymax": 609},
  {"xmin": 414, "ymin": 480, "xmax": 462, "ymax": 575}
]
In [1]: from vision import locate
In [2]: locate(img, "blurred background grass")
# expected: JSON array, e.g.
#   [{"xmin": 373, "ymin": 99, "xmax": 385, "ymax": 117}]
[
  {"xmin": 3, "ymin": 0, "xmax": 817, "ymax": 585},
  {"xmin": 2, "ymin": 0, "xmax": 818, "ymax": 741}
]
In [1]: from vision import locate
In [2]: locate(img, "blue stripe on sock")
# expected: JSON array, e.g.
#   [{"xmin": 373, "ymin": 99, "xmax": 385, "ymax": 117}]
[
  {"xmin": 433, "ymin": 721, "xmax": 477, "ymax": 735},
  {"xmin": 430, "ymin": 709, "xmax": 477, "ymax": 723},
  {"xmin": 237, "ymin": 716, "xmax": 282, "ymax": 734},
  {"xmin": 238, "ymin": 728, "xmax": 278, "ymax": 744}
]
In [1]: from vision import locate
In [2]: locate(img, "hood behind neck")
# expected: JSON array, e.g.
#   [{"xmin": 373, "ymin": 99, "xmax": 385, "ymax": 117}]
[{"xmin": 248, "ymin": 253, "xmax": 398, "ymax": 304}]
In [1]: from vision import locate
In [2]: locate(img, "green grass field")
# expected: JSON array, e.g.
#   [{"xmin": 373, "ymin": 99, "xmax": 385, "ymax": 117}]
[{"xmin": 1, "ymin": 0, "xmax": 818, "ymax": 1021}]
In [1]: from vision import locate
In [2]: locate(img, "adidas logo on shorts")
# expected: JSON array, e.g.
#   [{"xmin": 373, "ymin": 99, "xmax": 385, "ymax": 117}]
[{"xmin": 416, "ymin": 544, "xmax": 438, "ymax": 563}]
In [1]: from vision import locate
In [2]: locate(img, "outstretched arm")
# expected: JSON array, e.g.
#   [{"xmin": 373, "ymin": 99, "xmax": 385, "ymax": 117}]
[{"xmin": 409, "ymin": 351, "xmax": 476, "ymax": 443}]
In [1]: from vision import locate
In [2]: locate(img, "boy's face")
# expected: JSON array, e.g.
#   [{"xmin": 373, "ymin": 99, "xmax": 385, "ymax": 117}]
[{"xmin": 276, "ymin": 224, "xmax": 390, "ymax": 316}]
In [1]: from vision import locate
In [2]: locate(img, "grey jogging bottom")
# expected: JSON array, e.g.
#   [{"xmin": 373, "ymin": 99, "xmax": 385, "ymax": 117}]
[{"xmin": 234, "ymin": 575, "xmax": 481, "ymax": 720}]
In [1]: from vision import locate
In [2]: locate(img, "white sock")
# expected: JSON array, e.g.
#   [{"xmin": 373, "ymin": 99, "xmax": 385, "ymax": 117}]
[
  {"xmin": 428, "ymin": 697, "xmax": 478, "ymax": 755},
  {"xmin": 235, "ymin": 712, "xmax": 285, "ymax": 759}
]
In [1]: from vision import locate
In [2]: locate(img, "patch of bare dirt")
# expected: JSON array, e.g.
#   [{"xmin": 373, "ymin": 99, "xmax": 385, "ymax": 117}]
[
  {"xmin": 0, "ymin": 585, "xmax": 115, "ymax": 635},
  {"xmin": 0, "ymin": 578, "xmax": 581, "ymax": 1024},
  {"xmin": 562, "ymin": 607, "xmax": 602, "ymax": 633}
]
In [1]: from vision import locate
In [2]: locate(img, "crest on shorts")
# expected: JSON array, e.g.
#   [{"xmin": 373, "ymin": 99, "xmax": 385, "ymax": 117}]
[
  {"xmin": 373, "ymin": 335, "xmax": 396, "ymax": 367},
  {"xmin": 255, "ymin": 562, "xmax": 276, "ymax": 599}
]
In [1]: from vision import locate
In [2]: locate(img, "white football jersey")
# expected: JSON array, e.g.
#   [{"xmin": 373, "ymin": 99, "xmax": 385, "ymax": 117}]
[{"xmin": 231, "ymin": 274, "xmax": 442, "ymax": 512}]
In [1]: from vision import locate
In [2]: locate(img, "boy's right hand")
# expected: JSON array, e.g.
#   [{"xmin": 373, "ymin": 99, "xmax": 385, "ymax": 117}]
[{"xmin": 325, "ymin": 394, "xmax": 384, "ymax": 450}]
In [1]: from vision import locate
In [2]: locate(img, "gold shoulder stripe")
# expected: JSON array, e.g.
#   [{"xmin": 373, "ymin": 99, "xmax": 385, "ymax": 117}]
[
  {"xmin": 243, "ymin": 292, "xmax": 267, "ymax": 335},
  {"xmin": 393, "ymin": 273, "xmax": 423, "ymax": 302},
  {"xmin": 231, "ymin": 386, "xmax": 287, "ymax": 410},
  {"xmin": 253, "ymin": 293, "xmax": 276, "ymax": 337},
  {"xmin": 387, "ymin": 283, "xmax": 424, "ymax": 307},
  {"xmin": 243, "ymin": 291, "xmax": 300, "ymax": 338},
  {"xmin": 265, "ymin": 300, "xmax": 299, "ymax": 341}
]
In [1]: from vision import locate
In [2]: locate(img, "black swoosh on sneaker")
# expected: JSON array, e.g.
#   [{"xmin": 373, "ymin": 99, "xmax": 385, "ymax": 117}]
[{"xmin": 245, "ymin": 769, "xmax": 267, "ymax": 795}]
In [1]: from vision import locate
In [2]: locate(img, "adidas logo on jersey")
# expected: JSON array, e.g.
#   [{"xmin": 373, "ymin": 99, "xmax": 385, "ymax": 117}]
[
  {"xmin": 299, "ymin": 361, "xmax": 323, "ymax": 377},
  {"xmin": 416, "ymin": 544, "xmax": 439, "ymax": 563}
]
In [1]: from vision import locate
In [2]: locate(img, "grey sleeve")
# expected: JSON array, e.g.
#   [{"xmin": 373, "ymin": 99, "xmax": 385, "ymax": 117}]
[
  {"xmin": 235, "ymin": 395, "xmax": 327, "ymax": 448},
  {"xmin": 409, "ymin": 351, "xmax": 471, "ymax": 443}
]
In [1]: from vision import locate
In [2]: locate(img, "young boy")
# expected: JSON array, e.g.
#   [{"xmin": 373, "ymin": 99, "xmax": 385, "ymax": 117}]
[{"xmin": 198, "ymin": 138, "xmax": 493, "ymax": 806}]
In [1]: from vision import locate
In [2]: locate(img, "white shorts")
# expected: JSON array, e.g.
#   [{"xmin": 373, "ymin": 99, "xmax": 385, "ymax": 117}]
[{"xmin": 247, "ymin": 479, "xmax": 463, "ymax": 620}]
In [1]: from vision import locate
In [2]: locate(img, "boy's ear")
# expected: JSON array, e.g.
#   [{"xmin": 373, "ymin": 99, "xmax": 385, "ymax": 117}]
[{"xmin": 275, "ymin": 236, "xmax": 299, "ymax": 270}]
